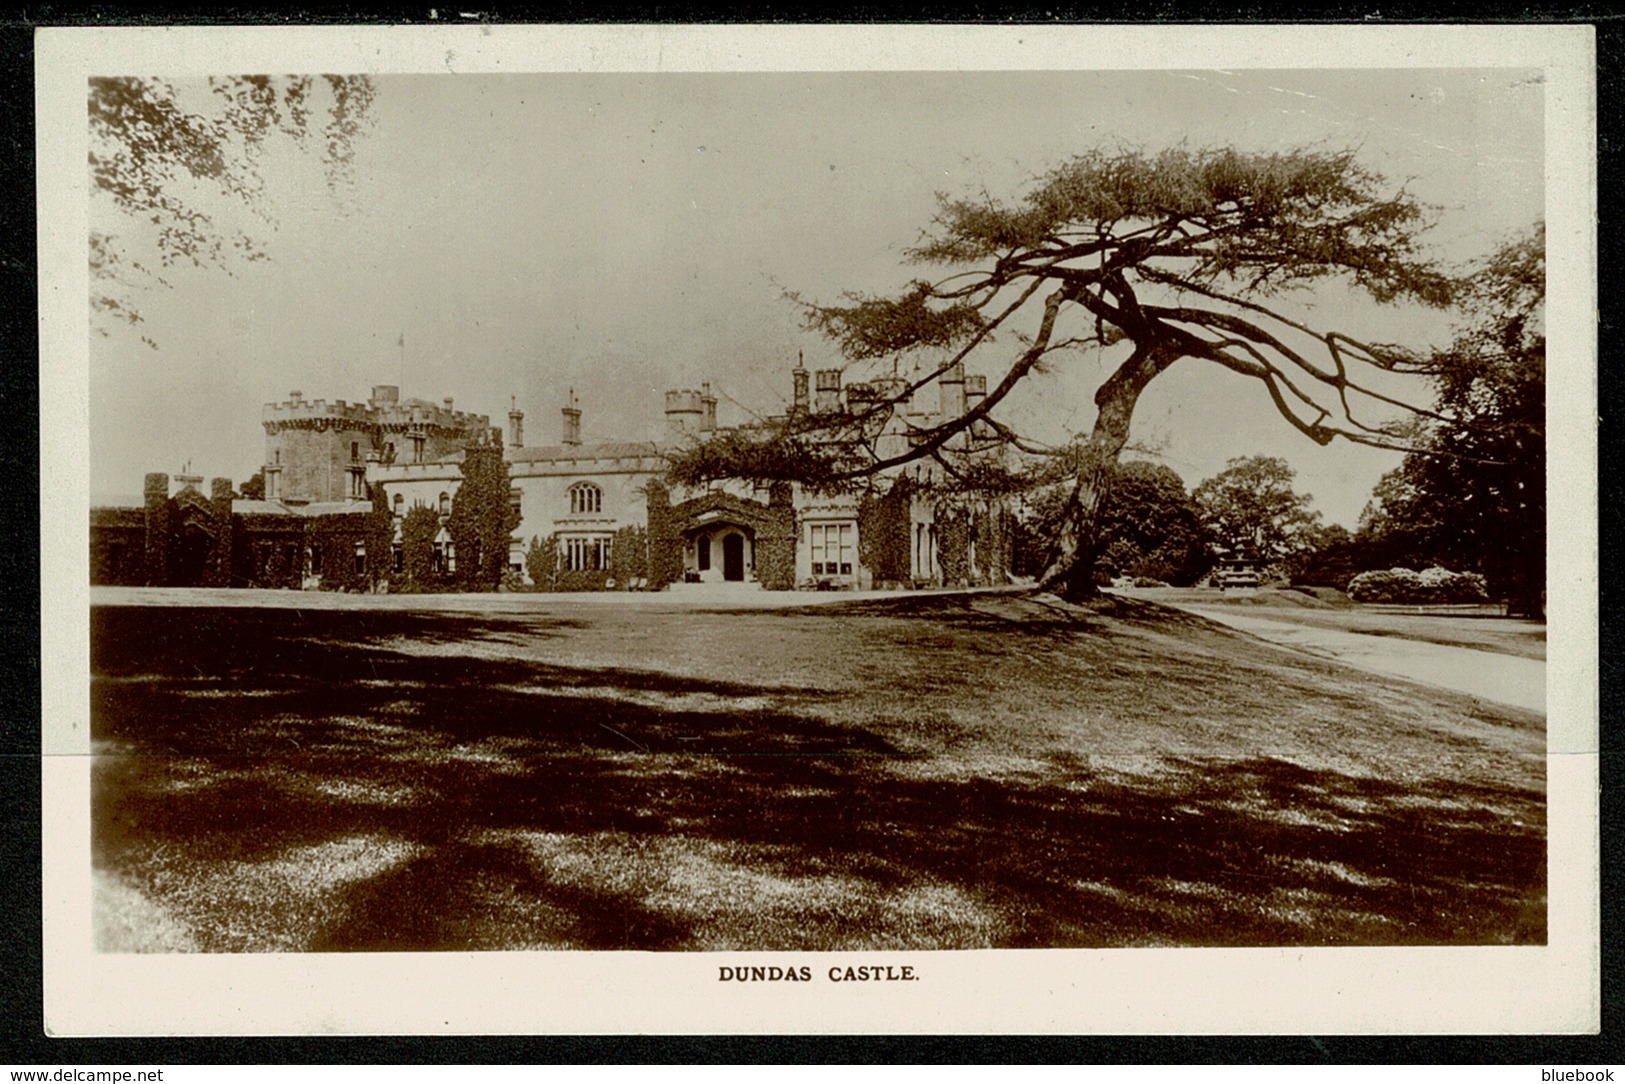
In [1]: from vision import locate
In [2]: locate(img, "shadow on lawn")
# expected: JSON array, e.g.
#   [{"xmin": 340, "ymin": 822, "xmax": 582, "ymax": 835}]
[{"xmin": 91, "ymin": 605, "xmax": 1546, "ymax": 952}]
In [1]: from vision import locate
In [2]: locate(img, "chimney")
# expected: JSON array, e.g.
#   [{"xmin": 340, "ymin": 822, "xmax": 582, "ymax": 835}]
[
  {"xmin": 938, "ymin": 362, "xmax": 965, "ymax": 420},
  {"xmin": 443, "ymin": 397, "xmax": 455, "ymax": 412},
  {"xmin": 964, "ymin": 374, "xmax": 987, "ymax": 441},
  {"xmin": 814, "ymin": 369, "xmax": 843, "ymax": 413},
  {"xmin": 700, "ymin": 382, "xmax": 717, "ymax": 432},
  {"xmin": 561, "ymin": 388, "xmax": 581, "ymax": 446},
  {"xmin": 791, "ymin": 352, "xmax": 809, "ymax": 413},
  {"xmin": 370, "ymin": 385, "xmax": 399, "ymax": 406},
  {"xmin": 508, "ymin": 397, "xmax": 525, "ymax": 448}
]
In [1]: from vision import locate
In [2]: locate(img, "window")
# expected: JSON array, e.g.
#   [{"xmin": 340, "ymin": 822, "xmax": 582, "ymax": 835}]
[
  {"xmin": 350, "ymin": 441, "xmax": 360, "ymax": 462},
  {"xmin": 808, "ymin": 522, "xmax": 855, "ymax": 577},
  {"xmin": 568, "ymin": 482, "xmax": 602, "ymax": 515},
  {"xmin": 509, "ymin": 487, "xmax": 522, "ymax": 522},
  {"xmin": 354, "ymin": 542, "xmax": 366, "ymax": 576},
  {"xmin": 438, "ymin": 492, "xmax": 450, "ymax": 514},
  {"xmin": 562, "ymin": 534, "xmax": 612, "ymax": 571},
  {"xmin": 393, "ymin": 493, "xmax": 404, "ymax": 516}
]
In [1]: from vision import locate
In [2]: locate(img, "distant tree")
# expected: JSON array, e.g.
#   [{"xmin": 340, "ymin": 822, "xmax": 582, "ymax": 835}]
[
  {"xmin": 400, "ymin": 504, "xmax": 439, "ymax": 587},
  {"xmin": 666, "ymin": 146, "xmax": 1463, "ymax": 599},
  {"xmin": 1283, "ymin": 522, "xmax": 1364, "ymax": 589},
  {"xmin": 1356, "ymin": 226, "xmax": 1545, "ymax": 616},
  {"xmin": 1088, "ymin": 460, "xmax": 1211, "ymax": 585},
  {"xmin": 237, "ymin": 469, "xmax": 265, "ymax": 500},
  {"xmin": 1194, "ymin": 455, "xmax": 1322, "ymax": 564},
  {"xmin": 89, "ymin": 75, "xmax": 376, "ymax": 343},
  {"xmin": 447, "ymin": 439, "xmax": 522, "ymax": 591}
]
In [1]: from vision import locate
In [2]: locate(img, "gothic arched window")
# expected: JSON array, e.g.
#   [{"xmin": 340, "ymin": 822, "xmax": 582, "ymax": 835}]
[{"xmin": 568, "ymin": 482, "xmax": 602, "ymax": 515}]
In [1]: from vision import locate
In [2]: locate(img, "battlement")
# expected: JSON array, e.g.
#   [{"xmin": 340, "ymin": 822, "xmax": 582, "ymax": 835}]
[
  {"xmin": 664, "ymin": 389, "xmax": 706, "ymax": 414},
  {"xmin": 371, "ymin": 400, "xmax": 490, "ymax": 432},
  {"xmin": 263, "ymin": 391, "xmax": 490, "ymax": 434},
  {"xmin": 263, "ymin": 394, "xmax": 381, "ymax": 427}
]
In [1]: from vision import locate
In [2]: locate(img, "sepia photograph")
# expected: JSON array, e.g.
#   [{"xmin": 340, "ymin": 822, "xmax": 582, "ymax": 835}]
[{"xmin": 40, "ymin": 24, "xmax": 1597, "ymax": 1035}]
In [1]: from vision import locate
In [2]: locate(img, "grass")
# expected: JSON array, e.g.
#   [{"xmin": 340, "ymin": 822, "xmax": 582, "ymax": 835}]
[{"xmin": 90, "ymin": 590, "xmax": 1545, "ymax": 952}]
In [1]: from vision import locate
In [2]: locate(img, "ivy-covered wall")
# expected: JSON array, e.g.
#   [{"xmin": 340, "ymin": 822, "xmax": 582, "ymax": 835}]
[
  {"xmin": 305, "ymin": 510, "xmax": 382, "ymax": 591},
  {"xmin": 754, "ymin": 482, "xmax": 798, "ymax": 591},
  {"xmin": 232, "ymin": 516, "xmax": 305, "ymax": 589},
  {"xmin": 972, "ymin": 503, "xmax": 1012, "ymax": 585},
  {"xmin": 857, "ymin": 480, "xmax": 913, "ymax": 586},
  {"xmin": 644, "ymin": 481, "xmax": 685, "ymax": 590},
  {"xmin": 89, "ymin": 508, "xmax": 146, "ymax": 585},
  {"xmin": 936, "ymin": 506, "xmax": 971, "ymax": 586}
]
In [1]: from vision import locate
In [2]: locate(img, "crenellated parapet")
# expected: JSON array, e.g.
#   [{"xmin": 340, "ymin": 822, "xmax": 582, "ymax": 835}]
[
  {"xmin": 371, "ymin": 401, "xmax": 490, "ymax": 435},
  {"xmin": 261, "ymin": 391, "xmax": 490, "ymax": 437}
]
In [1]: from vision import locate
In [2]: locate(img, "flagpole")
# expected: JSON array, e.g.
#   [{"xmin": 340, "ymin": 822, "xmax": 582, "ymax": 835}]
[{"xmin": 398, "ymin": 331, "xmax": 405, "ymax": 390}]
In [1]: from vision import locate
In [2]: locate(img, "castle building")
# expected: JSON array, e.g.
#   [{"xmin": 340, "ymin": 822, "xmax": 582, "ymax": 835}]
[{"xmin": 90, "ymin": 361, "xmax": 1014, "ymax": 593}]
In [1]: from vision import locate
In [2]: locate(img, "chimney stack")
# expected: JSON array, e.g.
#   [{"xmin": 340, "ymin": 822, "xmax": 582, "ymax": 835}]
[
  {"xmin": 938, "ymin": 362, "xmax": 966, "ymax": 420},
  {"xmin": 814, "ymin": 369, "xmax": 843, "ymax": 413},
  {"xmin": 508, "ymin": 397, "xmax": 525, "ymax": 448},
  {"xmin": 561, "ymin": 389, "xmax": 581, "ymax": 446},
  {"xmin": 964, "ymin": 374, "xmax": 987, "ymax": 441},
  {"xmin": 700, "ymin": 382, "xmax": 717, "ymax": 432}
]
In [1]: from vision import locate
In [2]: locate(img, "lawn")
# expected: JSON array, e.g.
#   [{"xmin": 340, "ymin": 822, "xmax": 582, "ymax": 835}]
[{"xmin": 90, "ymin": 589, "xmax": 1545, "ymax": 952}]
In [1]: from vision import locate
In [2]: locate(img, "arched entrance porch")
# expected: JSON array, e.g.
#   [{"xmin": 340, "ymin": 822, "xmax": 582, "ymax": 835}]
[{"xmin": 686, "ymin": 521, "xmax": 755, "ymax": 583}]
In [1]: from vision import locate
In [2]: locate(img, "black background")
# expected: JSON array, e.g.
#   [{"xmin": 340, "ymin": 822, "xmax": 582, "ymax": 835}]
[{"xmin": 0, "ymin": 7, "xmax": 1616, "ymax": 1064}]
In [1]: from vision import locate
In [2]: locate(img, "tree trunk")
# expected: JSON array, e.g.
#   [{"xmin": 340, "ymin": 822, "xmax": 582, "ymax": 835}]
[{"xmin": 1040, "ymin": 342, "xmax": 1178, "ymax": 601}]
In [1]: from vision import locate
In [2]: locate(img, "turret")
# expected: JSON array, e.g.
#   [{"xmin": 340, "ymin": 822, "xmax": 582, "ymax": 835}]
[{"xmin": 664, "ymin": 389, "xmax": 704, "ymax": 438}]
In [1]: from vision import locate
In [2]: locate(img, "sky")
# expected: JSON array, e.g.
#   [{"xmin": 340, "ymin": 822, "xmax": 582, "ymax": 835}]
[{"xmin": 88, "ymin": 67, "xmax": 1544, "ymax": 526}]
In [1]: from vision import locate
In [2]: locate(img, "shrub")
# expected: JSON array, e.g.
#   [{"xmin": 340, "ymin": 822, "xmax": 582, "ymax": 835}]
[
  {"xmin": 1347, "ymin": 566, "xmax": 1489, "ymax": 604},
  {"xmin": 1131, "ymin": 575, "xmax": 1170, "ymax": 588},
  {"xmin": 525, "ymin": 535, "xmax": 558, "ymax": 590}
]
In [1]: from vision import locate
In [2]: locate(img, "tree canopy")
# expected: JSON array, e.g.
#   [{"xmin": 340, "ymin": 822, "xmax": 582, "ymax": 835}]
[
  {"xmin": 667, "ymin": 145, "xmax": 1471, "ymax": 599},
  {"xmin": 89, "ymin": 75, "xmax": 376, "ymax": 343},
  {"xmin": 1194, "ymin": 455, "xmax": 1322, "ymax": 564},
  {"xmin": 1356, "ymin": 225, "xmax": 1545, "ymax": 614},
  {"xmin": 1090, "ymin": 460, "xmax": 1210, "ymax": 585}
]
